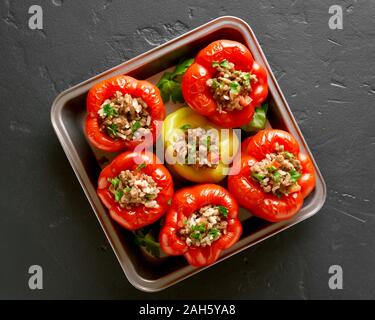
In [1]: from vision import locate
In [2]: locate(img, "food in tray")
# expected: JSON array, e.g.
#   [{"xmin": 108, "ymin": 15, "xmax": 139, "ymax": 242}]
[
  {"xmin": 87, "ymin": 38, "xmax": 316, "ymax": 266},
  {"xmin": 159, "ymin": 184, "xmax": 242, "ymax": 266},
  {"xmin": 97, "ymin": 151, "xmax": 174, "ymax": 230},
  {"xmin": 181, "ymin": 40, "xmax": 268, "ymax": 128},
  {"xmin": 163, "ymin": 107, "xmax": 240, "ymax": 183},
  {"xmin": 86, "ymin": 75, "xmax": 165, "ymax": 152},
  {"xmin": 228, "ymin": 129, "xmax": 316, "ymax": 222}
]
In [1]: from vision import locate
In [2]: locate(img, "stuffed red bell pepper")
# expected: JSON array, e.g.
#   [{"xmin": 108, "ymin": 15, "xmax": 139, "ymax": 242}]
[
  {"xmin": 159, "ymin": 184, "xmax": 242, "ymax": 267},
  {"xmin": 228, "ymin": 129, "xmax": 316, "ymax": 222},
  {"xmin": 181, "ymin": 40, "xmax": 268, "ymax": 128},
  {"xmin": 86, "ymin": 75, "xmax": 165, "ymax": 152},
  {"xmin": 97, "ymin": 151, "xmax": 174, "ymax": 230}
]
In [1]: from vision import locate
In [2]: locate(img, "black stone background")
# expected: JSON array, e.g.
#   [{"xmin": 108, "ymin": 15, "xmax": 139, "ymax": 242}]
[{"xmin": 0, "ymin": 0, "xmax": 374, "ymax": 299}]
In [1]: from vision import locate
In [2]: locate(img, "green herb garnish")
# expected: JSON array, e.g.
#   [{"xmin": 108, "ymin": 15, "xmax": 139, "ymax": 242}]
[
  {"xmin": 241, "ymin": 102, "xmax": 268, "ymax": 132},
  {"xmin": 131, "ymin": 120, "xmax": 141, "ymax": 133},
  {"xmin": 107, "ymin": 124, "xmax": 118, "ymax": 136},
  {"xmin": 156, "ymin": 58, "xmax": 194, "ymax": 103},
  {"xmin": 211, "ymin": 79, "xmax": 221, "ymax": 89},
  {"xmin": 114, "ymin": 190, "xmax": 123, "ymax": 202},
  {"xmin": 217, "ymin": 205, "xmax": 228, "ymax": 218},
  {"xmin": 124, "ymin": 186, "xmax": 132, "ymax": 193},
  {"xmin": 242, "ymin": 73, "xmax": 251, "ymax": 87},
  {"xmin": 136, "ymin": 162, "xmax": 146, "ymax": 171},
  {"xmin": 267, "ymin": 165, "xmax": 277, "ymax": 172},
  {"xmin": 243, "ymin": 73, "xmax": 251, "ymax": 81},
  {"xmin": 273, "ymin": 171, "xmax": 281, "ymax": 182},
  {"xmin": 290, "ymin": 169, "xmax": 302, "ymax": 182},
  {"xmin": 190, "ymin": 232, "xmax": 201, "ymax": 240},
  {"xmin": 209, "ymin": 228, "xmax": 220, "ymax": 238},
  {"xmin": 212, "ymin": 61, "xmax": 219, "ymax": 68},
  {"xmin": 180, "ymin": 124, "xmax": 192, "ymax": 131},
  {"xmin": 203, "ymin": 136, "xmax": 212, "ymax": 150},
  {"xmin": 229, "ymin": 81, "xmax": 240, "ymax": 94},
  {"xmin": 145, "ymin": 194, "xmax": 155, "ymax": 200},
  {"xmin": 102, "ymin": 104, "xmax": 117, "ymax": 117},
  {"xmin": 284, "ymin": 151, "xmax": 293, "ymax": 159},
  {"xmin": 170, "ymin": 58, "xmax": 195, "ymax": 82},
  {"xmin": 252, "ymin": 172, "xmax": 266, "ymax": 182},
  {"xmin": 134, "ymin": 229, "xmax": 160, "ymax": 257},
  {"xmin": 219, "ymin": 60, "xmax": 230, "ymax": 68},
  {"xmin": 191, "ymin": 223, "xmax": 206, "ymax": 233},
  {"xmin": 109, "ymin": 177, "xmax": 120, "ymax": 188}
]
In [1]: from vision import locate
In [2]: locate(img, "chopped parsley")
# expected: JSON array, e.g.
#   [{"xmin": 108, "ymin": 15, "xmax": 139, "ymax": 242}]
[
  {"xmin": 229, "ymin": 81, "xmax": 240, "ymax": 94},
  {"xmin": 217, "ymin": 205, "xmax": 228, "ymax": 218},
  {"xmin": 145, "ymin": 194, "xmax": 156, "ymax": 200},
  {"xmin": 284, "ymin": 151, "xmax": 293, "ymax": 159},
  {"xmin": 131, "ymin": 120, "xmax": 141, "ymax": 133},
  {"xmin": 273, "ymin": 171, "xmax": 281, "ymax": 182},
  {"xmin": 136, "ymin": 162, "xmax": 147, "ymax": 171},
  {"xmin": 107, "ymin": 124, "xmax": 118, "ymax": 136},
  {"xmin": 109, "ymin": 177, "xmax": 120, "ymax": 188},
  {"xmin": 180, "ymin": 124, "xmax": 192, "ymax": 131},
  {"xmin": 290, "ymin": 169, "xmax": 302, "ymax": 182},
  {"xmin": 267, "ymin": 165, "xmax": 277, "ymax": 172},
  {"xmin": 102, "ymin": 104, "xmax": 117, "ymax": 117},
  {"xmin": 219, "ymin": 59, "xmax": 230, "ymax": 68},
  {"xmin": 252, "ymin": 172, "xmax": 266, "ymax": 182},
  {"xmin": 241, "ymin": 102, "xmax": 269, "ymax": 132},
  {"xmin": 115, "ymin": 190, "xmax": 123, "ymax": 202},
  {"xmin": 209, "ymin": 228, "xmax": 220, "ymax": 238},
  {"xmin": 191, "ymin": 223, "xmax": 206, "ymax": 233}
]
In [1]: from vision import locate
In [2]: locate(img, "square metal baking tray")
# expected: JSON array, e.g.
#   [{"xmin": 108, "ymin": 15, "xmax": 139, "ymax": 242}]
[{"xmin": 51, "ymin": 16, "xmax": 326, "ymax": 292}]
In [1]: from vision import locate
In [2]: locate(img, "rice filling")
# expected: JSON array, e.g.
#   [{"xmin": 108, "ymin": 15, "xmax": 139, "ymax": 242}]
[
  {"xmin": 179, "ymin": 205, "xmax": 228, "ymax": 247},
  {"xmin": 108, "ymin": 169, "xmax": 161, "ymax": 209},
  {"xmin": 173, "ymin": 127, "xmax": 220, "ymax": 168},
  {"xmin": 250, "ymin": 143, "xmax": 302, "ymax": 197},
  {"xmin": 98, "ymin": 91, "xmax": 152, "ymax": 141},
  {"xmin": 206, "ymin": 59, "xmax": 257, "ymax": 113}
]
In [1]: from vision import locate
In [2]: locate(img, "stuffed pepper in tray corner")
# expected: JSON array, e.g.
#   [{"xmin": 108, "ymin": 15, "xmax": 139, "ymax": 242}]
[
  {"xmin": 182, "ymin": 40, "xmax": 268, "ymax": 128},
  {"xmin": 97, "ymin": 151, "xmax": 174, "ymax": 230},
  {"xmin": 86, "ymin": 75, "xmax": 165, "ymax": 152},
  {"xmin": 228, "ymin": 129, "xmax": 316, "ymax": 222},
  {"xmin": 160, "ymin": 184, "xmax": 242, "ymax": 267}
]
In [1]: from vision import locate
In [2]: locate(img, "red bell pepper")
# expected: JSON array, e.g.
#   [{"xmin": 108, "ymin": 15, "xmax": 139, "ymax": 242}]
[
  {"xmin": 228, "ymin": 129, "xmax": 316, "ymax": 222},
  {"xmin": 181, "ymin": 40, "xmax": 268, "ymax": 128},
  {"xmin": 97, "ymin": 151, "xmax": 174, "ymax": 230},
  {"xmin": 86, "ymin": 75, "xmax": 165, "ymax": 152},
  {"xmin": 159, "ymin": 184, "xmax": 242, "ymax": 267}
]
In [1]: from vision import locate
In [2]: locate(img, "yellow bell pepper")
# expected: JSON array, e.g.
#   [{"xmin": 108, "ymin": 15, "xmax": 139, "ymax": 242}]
[{"xmin": 163, "ymin": 107, "xmax": 240, "ymax": 183}]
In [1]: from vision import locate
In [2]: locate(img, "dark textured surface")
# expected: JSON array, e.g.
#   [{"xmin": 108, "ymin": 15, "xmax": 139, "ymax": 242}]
[{"xmin": 0, "ymin": 0, "xmax": 374, "ymax": 299}]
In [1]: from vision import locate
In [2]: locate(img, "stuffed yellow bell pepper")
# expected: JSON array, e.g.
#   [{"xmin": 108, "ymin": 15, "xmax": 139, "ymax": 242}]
[{"xmin": 163, "ymin": 107, "xmax": 240, "ymax": 183}]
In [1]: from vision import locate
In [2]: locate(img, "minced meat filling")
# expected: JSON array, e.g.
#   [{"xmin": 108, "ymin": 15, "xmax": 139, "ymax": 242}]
[
  {"xmin": 206, "ymin": 59, "xmax": 257, "ymax": 113},
  {"xmin": 179, "ymin": 205, "xmax": 228, "ymax": 247},
  {"xmin": 173, "ymin": 127, "xmax": 220, "ymax": 168},
  {"xmin": 108, "ymin": 169, "xmax": 161, "ymax": 209},
  {"xmin": 250, "ymin": 143, "xmax": 302, "ymax": 197},
  {"xmin": 98, "ymin": 91, "xmax": 152, "ymax": 141}
]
